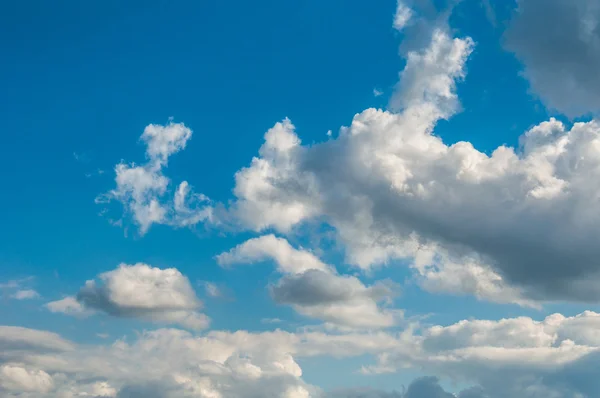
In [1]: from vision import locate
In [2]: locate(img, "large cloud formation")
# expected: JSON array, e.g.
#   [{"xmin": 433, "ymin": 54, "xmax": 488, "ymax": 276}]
[
  {"xmin": 100, "ymin": 2, "xmax": 600, "ymax": 305},
  {"xmin": 2, "ymin": 311, "xmax": 600, "ymax": 397},
  {"xmin": 73, "ymin": 1, "xmax": 600, "ymax": 396},
  {"xmin": 505, "ymin": 0, "xmax": 600, "ymax": 117},
  {"xmin": 215, "ymin": 27, "xmax": 600, "ymax": 304}
]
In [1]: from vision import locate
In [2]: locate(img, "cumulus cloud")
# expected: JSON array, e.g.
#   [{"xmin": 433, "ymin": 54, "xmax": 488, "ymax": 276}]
[
  {"xmin": 0, "ymin": 323, "xmax": 398, "ymax": 397},
  {"xmin": 216, "ymin": 235, "xmax": 332, "ymax": 275},
  {"xmin": 364, "ymin": 311, "xmax": 600, "ymax": 397},
  {"xmin": 47, "ymin": 263, "xmax": 209, "ymax": 330},
  {"xmin": 207, "ymin": 25, "xmax": 600, "ymax": 304},
  {"xmin": 98, "ymin": 122, "xmax": 212, "ymax": 234},
  {"xmin": 96, "ymin": 19, "xmax": 590, "ymax": 307},
  {"xmin": 217, "ymin": 235, "xmax": 400, "ymax": 329},
  {"xmin": 505, "ymin": 0, "xmax": 600, "ymax": 117},
  {"xmin": 3, "ymin": 310, "xmax": 600, "ymax": 397},
  {"xmin": 0, "ymin": 365, "xmax": 54, "ymax": 394}
]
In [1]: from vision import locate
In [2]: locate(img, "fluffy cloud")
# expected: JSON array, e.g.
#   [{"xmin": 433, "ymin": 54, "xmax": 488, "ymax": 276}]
[
  {"xmin": 364, "ymin": 311, "xmax": 600, "ymax": 397},
  {"xmin": 209, "ymin": 26, "xmax": 600, "ymax": 304},
  {"xmin": 217, "ymin": 235, "xmax": 400, "ymax": 329},
  {"xmin": 46, "ymin": 263, "xmax": 209, "ymax": 330},
  {"xmin": 505, "ymin": 0, "xmax": 600, "ymax": 117},
  {"xmin": 0, "ymin": 365, "xmax": 54, "ymax": 394},
  {"xmin": 98, "ymin": 122, "xmax": 212, "ymax": 234},
  {"xmin": 3, "ymin": 310, "xmax": 600, "ymax": 397},
  {"xmin": 0, "ymin": 323, "xmax": 398, "ymax": 397},
  {"xmin": 216, "ymin": 235, "xmax": 331, "ymax": 275}
]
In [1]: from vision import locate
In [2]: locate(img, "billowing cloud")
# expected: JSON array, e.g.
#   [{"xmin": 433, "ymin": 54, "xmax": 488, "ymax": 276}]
[
  {"xmin": 0, "ymin": 365, "xmax": 54, "ymax": 394},
  {"xmin": 46, "ymin": 263, "xmax": 209, "ymax": 330},
  {"xmin": 217, "ymin": 236, "xmax": 400, "ymax": 329},
  {"xmin": 3, "ymin": 310, "xmax": 600, "ymax": 397},
  {"xmin": 0, "ymin": 323, "xmax": 395, "ymax": 397},
  {"xmin": 209, "ymin": 26, "xmax": 600, "ymax": 304},
  {"xmin": 364, "ymin": 311, "xmax": 600, "ymax": 397},
  {"xmin": 505, "ymin": 0, "xmax": 600, "ymax": 117}
]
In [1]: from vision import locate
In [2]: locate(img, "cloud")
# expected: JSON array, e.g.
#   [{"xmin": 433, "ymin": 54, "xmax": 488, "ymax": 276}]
[
  {"xmin": 208, "ymin": 26, "xmax": 600, "ymax": 304},
  {"xmin": 1, "ymin": 278, "xmax": 39, "ymax": 301},
  {"xmin": 10, "ymin": 290, "xmax": 39, "ymax": 300},
  {"xmin": 45, "ymin": 296, "xmax": 91, "ymax": 317},
  {"xmin": 47, "ymin": 263, "xmax": 209, "ymax": 330},
  {"xmin": 202, "ymin": 281, "xmax": 222, "ymax": 298},
  {"xmin": 216, "ymin": 235, "xmax": 332, "ymax": 275},
  {"xmin": 505, "ymin": 0, "xmax": 600, "ymax": 117},
  {"xmin": 393, "ymin": 1, "xmax": 413, "ymax": 31},
  {"xmin": 0, "ymin": 365, "xmax": 54, "ymax": 394},
  {"xmin": 98, "ymin": 122, "xmax": 212, "ymax": 234},
  {"xmin": 96, "ymin": 0, "xmax": 600, "ymax": 309},
  {"xmin": 0, "ymin": 326, "xmax": 75, "ymax": 353},
  {"xmin": 271, "ymin": 270, "xmax": 399, "ymax": 329},
  {"xmin": 363, "ymin": 311, "xmax": 600, "ymax": 397},
  {"xmin": 217, "ymin": 236, "xmax": 400, "ymax": 329},
  {"xmin": 3, "ymin": 311, "xmax": 600, "ymax": 397}
]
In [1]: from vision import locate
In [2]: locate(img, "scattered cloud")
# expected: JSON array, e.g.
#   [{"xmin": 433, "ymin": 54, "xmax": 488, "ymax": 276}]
[
  {"xmin": 261, "ymin": 318, "xmax": 283, "ymax": 324},
  {"xmin": 98, "ymin": 122, "xmax": 213, "ymax": 234},
  {"xmin": 393, "ymin": 1, "xmax": 413, "ymax": 31},
  {"xmin": 10, "ymin": 290, "xmax": 39, "ymax": 300},
  {"xmin": 1, "ymin": 278, "xmax": 39, "ymax": 301}
]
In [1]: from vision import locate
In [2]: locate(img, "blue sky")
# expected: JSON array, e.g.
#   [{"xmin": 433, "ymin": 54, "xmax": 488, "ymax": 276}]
[{"xmin": 2, "ymin": 0, "xmax": 600, "ymax": 397}]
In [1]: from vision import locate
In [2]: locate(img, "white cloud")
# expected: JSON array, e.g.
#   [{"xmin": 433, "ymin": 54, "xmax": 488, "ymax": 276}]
[
  {"xmin": 0, "ymin": 365, "xmax": 54, "ymax": 393},
  {"xmin": 210, "ymin": 26, "xmax": 600, "ymax": 304},
  {"xmin": 47, "ymin": 263, "xmax": 209, "ymax": 330},
  {"xmin": 217, "ymin": 235, "xmax": 400, "ymax": 329},
  {"xmin": 216, "ymin": 234, "xmax": 331, "ymax": 275},
  {"xmin": 0, "ymin": 326, "xmax": 75, "ymax": 353},
  {"xmin": 393, "ymin": 1, "xmax": 412, "ymax": 32},
  {"xmin": 3, "ymin": 311, "xmax": 600, "ymax": 397},
  {"xmin": 1, "ymin": 278, "xmax": 39, "ymax": 301},
  {"xmin": 99, "ymin": 122, "xmax": 212, "ymax": 235},
  {"xmin": 363, "ymin": 311, "xmax": 600, "ymax": 397},
  {"xmin": 45, "ymin": 296, "xmax": 91, "ymax": 317},
  {"xmin": 202, "ymin": 281, "xmax": 222, "ymax": 298},
  {"xmin": 10, "ymin": 290, "xmax": 39, "ymax": 300}
]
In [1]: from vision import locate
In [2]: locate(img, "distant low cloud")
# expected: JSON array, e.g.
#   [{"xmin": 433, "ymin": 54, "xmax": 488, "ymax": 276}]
[{"xmin": 10, "ymin": 289, "xmax": 40, "ymax": 300}]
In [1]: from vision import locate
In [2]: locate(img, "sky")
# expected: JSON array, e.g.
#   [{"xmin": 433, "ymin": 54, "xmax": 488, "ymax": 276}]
[{"xmin": 2, "ymin": 0, "xmax": 600, "ymax": 396}]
